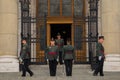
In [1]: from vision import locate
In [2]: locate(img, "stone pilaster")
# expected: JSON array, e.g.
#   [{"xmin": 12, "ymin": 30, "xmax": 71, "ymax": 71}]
[
  {"xmin": 101, "ymin": 0, "xmax": 120, "ymax": 71},
  {"xmin": 0, "ymin": 0, "xmax": 19, "ymax": 72}
]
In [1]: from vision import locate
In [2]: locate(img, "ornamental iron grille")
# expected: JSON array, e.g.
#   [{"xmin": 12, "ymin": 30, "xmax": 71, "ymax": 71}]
[{"xmin": 19, "ymin": 0, "xmax": 47, "ymax": 64}]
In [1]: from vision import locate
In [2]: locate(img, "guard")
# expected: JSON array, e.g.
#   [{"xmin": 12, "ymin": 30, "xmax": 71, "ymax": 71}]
[
  {"xmin": 45, "ymin": 38, "xmax": 59, "ymax": 76},
  {"xmin": 55, "ymin": 33, "xmax": 64, "ymax": 64},
  {"xmin": 93, "ymin": 36, "xmax": 105, "ymax": 76},
  {"xmin": 63, "ymin": 40, "xmax": 75, "ymax": 76},
  {"xmin": 19, "ymin": 38, "xmax": 33, "ymax": 77}
]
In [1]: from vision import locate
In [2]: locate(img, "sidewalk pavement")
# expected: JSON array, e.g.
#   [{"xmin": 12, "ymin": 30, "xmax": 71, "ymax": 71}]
[{"xmin": 0, "ymin": 65, "xmax": 120, "ymax": 80}]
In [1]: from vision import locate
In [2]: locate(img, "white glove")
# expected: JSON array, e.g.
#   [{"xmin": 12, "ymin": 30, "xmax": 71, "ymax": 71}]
[
  {"xmin": 46, "ymin": 59, "xmax": 49, "ymax": 64},
  {"xmin": 62, "ymin": 60, "xmax": 64, "ymax": 63},
  {"xmin": 99, "ymin": 56, "xmax": 102, "ymax": 61},
  {"xmin": 19, "ymin": 57, "xmax": 23, "ymax": 62},
  {"xmin": 57, "ymin": 59, "xmax": 59, "ymax": 62},
  {"xmin": 19, "ymin": 57, "xmax": 23, "ymax": 64},
  {"xmin": 72, "ymin": 60, "xmax": 74, "ymax": 64}
]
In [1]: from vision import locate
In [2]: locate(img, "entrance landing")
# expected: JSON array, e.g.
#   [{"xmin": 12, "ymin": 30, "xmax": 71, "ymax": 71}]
[{"xmin": 0, "ymin": 65, "xmax": 120, "ymax": 80}]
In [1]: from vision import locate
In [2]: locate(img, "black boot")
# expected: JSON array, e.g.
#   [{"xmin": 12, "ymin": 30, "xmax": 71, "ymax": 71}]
[
  {"xmin": 93, "ymin": 72, "xmax": 98, "ymax": 76},
  {"xmin": 30, "ymin": 72, "xmax": 34, "ymax": 77},
  {"xmin": 21, "ymin": 74, "xmax": 26, "ymax": 77},
  {"xmin": 100, "ymin": 74, "xmax": 104, "ymax": 76}
]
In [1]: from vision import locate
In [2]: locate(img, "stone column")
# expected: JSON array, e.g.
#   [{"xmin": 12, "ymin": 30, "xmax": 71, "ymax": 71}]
[
  {"xmin": 101, "ymin": 0, "xmax": 120, "ymax": 71},
  {"xmin": 0, "ymin": 0, "xmax": 19, "ymax": 72}
]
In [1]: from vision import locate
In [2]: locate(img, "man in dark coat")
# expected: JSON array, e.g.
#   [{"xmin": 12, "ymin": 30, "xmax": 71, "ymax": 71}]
[
  {"xmin": 93, "ymin": 36, "xmax": 105, "ymax": 76},
  {"xmin": 20, "ymin": 38, "xmax": 33, "ymax": 77}
]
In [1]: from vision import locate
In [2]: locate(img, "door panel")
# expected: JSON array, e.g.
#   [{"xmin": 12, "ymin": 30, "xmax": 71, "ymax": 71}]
[
  {"xmin": 36, "ymin": 17, "xmax": 47, "ymax": 64},
  {"xmin": 74, "ymin": 21, "xmax": 86, "ymax": 63}
]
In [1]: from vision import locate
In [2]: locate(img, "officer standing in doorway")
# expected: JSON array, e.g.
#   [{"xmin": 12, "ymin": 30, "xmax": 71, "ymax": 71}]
[
  {"xmin": 93, "ymin": 36, "xmax": 105, "ymax": 76},
  {"xmin": 19, "ymin": 38, "xmax": 33, "ymax": 77},
  {"xmin": 63, "ymin": 40, "xmax": 75, "ymax": 76},
  {"xmin": 55, "ymin": 33, "xmax": 64, "ymax": 64},
  {"xmin": 45, "ymin": 38, "xmax": 59, "ymax": 76}
]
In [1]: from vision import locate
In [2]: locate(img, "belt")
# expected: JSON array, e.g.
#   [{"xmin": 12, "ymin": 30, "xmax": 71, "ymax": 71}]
[
  {"xmin": 101, "ymin": 50, "xmax": 105, "ymax": 56},
  {"xmin": 57, "ymin": 44, "xmax": 63, "ymax": 47},
  {"xmin": 48, "ymin": 52, "xmax": 57, "ymax": 55}
]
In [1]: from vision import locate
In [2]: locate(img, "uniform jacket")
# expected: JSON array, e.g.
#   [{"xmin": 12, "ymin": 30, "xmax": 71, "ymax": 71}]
[
  {"xmin": 20, "ymin": 44, "xmax": 30, "ymax": 60},
  {"xmin": 55, "ymin": 39, "xmax": 64, "ymax": 51},
  {"xmin": 96, "ymin": 42, "xmax": 105, "ymax": 58},
  {"xmin": 45, "ymin": 46, "xmax": 58, "ymax": 60},
  {"xmin": 63, "ymin": 44, "xmax": 75, "ymax": 60}
]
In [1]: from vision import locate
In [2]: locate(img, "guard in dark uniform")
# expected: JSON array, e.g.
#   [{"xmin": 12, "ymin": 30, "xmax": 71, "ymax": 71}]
[
  {"xmin": 45, "ymin": 38, "xmax": 58, "ymax": 76},
  {"xmin": 55, "ymin": 33, "xmax": 64, "ymax": 64},
  {"xmin": 19, "ymin": 38, "xmax": 33, "ymax": 77},
  {"xmin": 93, "ymin": 36, "xmax": 105, "ymax": 76},
  {"xmin": 63, "ymin": 40, "xmax": 75, "ymax": 76}
]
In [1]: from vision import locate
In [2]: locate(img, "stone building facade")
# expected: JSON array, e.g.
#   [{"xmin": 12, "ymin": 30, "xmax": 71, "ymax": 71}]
[{"xmin": 0, "ymin": 0, "xmax": 120, "ymax": 72}]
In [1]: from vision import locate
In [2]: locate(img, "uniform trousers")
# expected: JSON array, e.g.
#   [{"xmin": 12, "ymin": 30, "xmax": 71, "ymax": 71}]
[
  {"xmin": 94, "ymin": 57, "xmax": 104, "ymax": 75},
  {"xmin": 49, "ymin": 59, "xmax": 58, "ymax": 76},
  {"xmin": 64, "ymin": 59, "xmax": 73, "ymax": 76},
  {"xmin": 22, "ymin": 59, "xmax": 33, "ymax": 76},
  {"xmin": 59, "ymin": 51, "xmax": 63, "ymax": 64}
]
